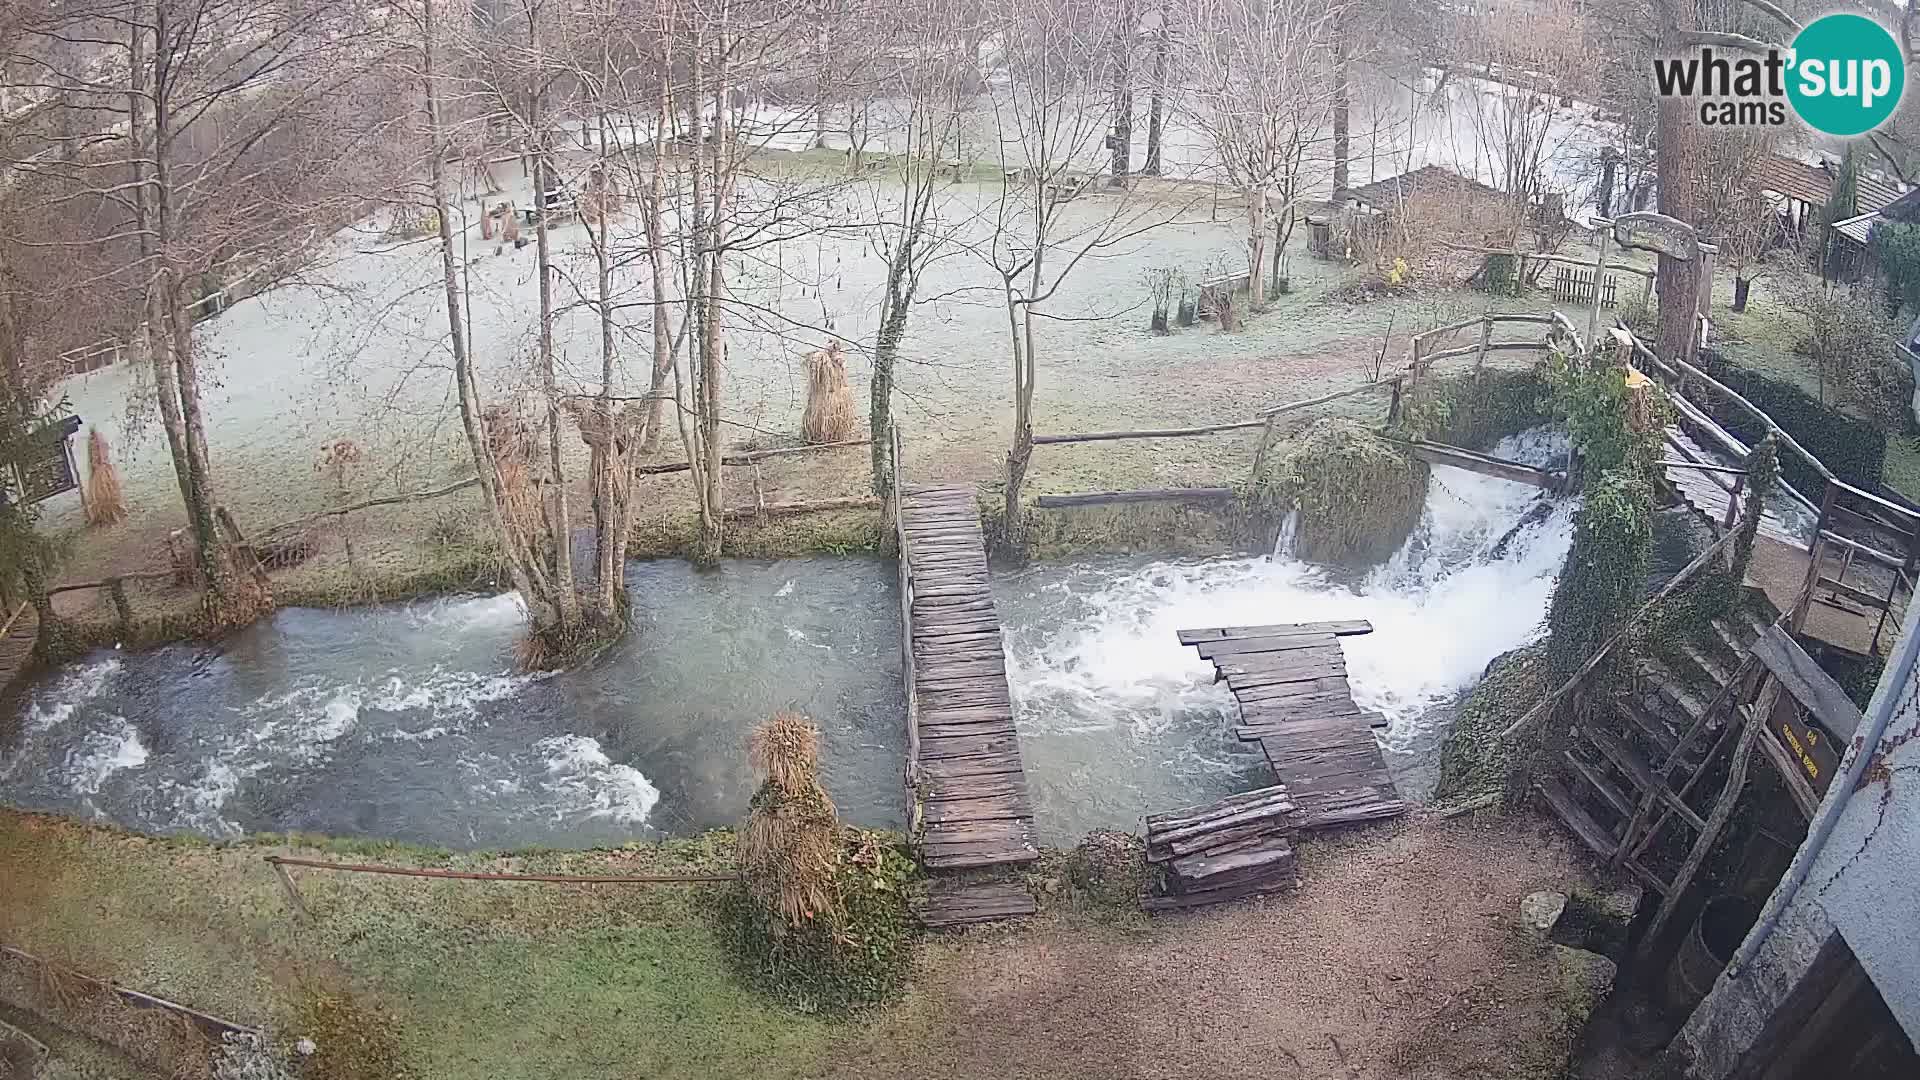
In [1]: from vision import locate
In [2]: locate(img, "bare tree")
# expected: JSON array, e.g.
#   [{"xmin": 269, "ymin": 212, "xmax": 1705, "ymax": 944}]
[
  {"xmin": 12, "ymin": 0, "xmax": 390, "ymax": 625},
  {"xmin": 985, "ymin": 0, "xmax": 1188, "ymax": 539},
  {"xmin": 1443, "ymin": 0, "xmax": 1595, "ymax": 251},
  {"xmin": 1175, "ymin": 0, "xmax": 1343, "ymax": 309},
  {"xmin": 865, "ymin": 0, "xmax": 979, "ymax": 493}
]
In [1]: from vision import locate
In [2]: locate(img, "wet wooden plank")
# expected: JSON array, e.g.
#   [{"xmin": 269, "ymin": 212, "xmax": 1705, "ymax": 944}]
[
  {"xmin": 1751, "ymin": 625, "xmax": 1863, "ymax": 739},
  {"xmin": 1176, "ymin": 620, "xmax": 1373, "ymax": 644},
  {"xmin": 917, "ymin": 881, "xmax": 1036, "ymax": 928}
]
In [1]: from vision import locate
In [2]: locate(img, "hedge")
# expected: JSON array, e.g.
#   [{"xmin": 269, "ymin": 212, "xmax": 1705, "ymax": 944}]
[{"xmin": 1692, "ymin": 348, "xmax": 1884, "ymax": 496}]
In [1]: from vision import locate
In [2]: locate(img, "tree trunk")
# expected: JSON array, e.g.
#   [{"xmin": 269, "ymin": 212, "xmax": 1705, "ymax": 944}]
[
  {"xmin": 1653, "ymin": 0, "xmax": 1698, "ymax": 364},
  {"xmin": 527, "ymin": 10, "xmax": 580, "ymax": 635},
  {"xmin": 872, "ymin": 253, "xmax": 913, "ymax": 496},
  {"xmin": 1144, "ymin": 8, "xmax": 1166, "ymax": 177},
  {"xmin": 421, "ymin": 0, "xmax": 552, "ymax": 631},
  {"xmin": 1332, "ymin": 24, "xmax": 1350, "ymax": 204},
  {"xmin": 639, "ymin": 77, "xmax": 677, "ymax": 455},
  {"xmin": 1733, "ymin": 275, "xmax": 1751, "ymax": 313},
  {"xmin": 1246, "ymin": 190, "xmax": 1270, "ymax": 312},
  {"xmin": 1109, "ymin": 5, "xmax": 1134, "ymax": 187}
]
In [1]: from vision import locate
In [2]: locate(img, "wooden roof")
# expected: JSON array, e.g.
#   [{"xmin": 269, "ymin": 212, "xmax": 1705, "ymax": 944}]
[
  {"xmin": 1753, "ymin": 153, "xmax": 1832, "ymax": 206},
  {"xmin": 1345, "ymin": 165, "xmax": 1504, "ymax": 210}
]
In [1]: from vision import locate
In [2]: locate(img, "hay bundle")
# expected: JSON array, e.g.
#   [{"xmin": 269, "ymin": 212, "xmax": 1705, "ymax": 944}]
[
  {"xmin": 742, "ymin": 711, "xmax": 841, "ymax": 927},
  {"xmin": 82, "ymin": 428, "xmax": 127, "ymax": 526},
  {"xmin": 800, "ymin": 339, "xmax": 857, "ymax": 445},
  {"xmin": 481, "ymin": 405, "xmax": 543, "ymax": 540}
]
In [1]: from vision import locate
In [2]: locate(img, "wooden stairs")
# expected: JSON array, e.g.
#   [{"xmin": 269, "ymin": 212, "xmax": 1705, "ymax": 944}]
[{"xmin": 1538, "ymin": 605, "xmax": 1776, "ymax": 901}]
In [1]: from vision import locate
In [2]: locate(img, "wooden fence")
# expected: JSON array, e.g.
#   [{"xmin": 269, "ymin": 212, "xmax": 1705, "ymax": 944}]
[
  {"xmin": 1552, "ymin": 265, "xmax": 1619, "ymax": 308},
  {"xmin": 1023, "ymin": 310, "xmax": 1584, "ymax": 509}
]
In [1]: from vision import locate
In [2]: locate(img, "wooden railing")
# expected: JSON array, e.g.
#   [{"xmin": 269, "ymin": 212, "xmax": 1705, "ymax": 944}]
[
  {"xmin": 1793, "ymin": 479, "xmax": 1920, "ymax": 654},
  {"xmin": 887, "ymin": 421, "xmax": 920, "ymax": 792}
]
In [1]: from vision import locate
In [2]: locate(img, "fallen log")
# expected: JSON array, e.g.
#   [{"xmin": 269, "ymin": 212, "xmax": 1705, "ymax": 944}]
[
  {"xmin": 635, "ymin": 438, "xmax": 870, "ymax": 476},
  {"xmin": 719, "ymin": 496, "xmax": 882, "ymax": 521},
  {"xmin": 1033, "ymin": 487, "xmax": 1237, "ymax": 508}
]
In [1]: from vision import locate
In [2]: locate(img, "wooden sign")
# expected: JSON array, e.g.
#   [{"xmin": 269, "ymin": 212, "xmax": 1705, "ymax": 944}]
[
  {"xmin": 1611, "ymin": 211, "xmax": 1700, "ymax": 261},
  {"xmin": 1769, "ymin": 692, "xmax": 1840, "ymax": 795}
]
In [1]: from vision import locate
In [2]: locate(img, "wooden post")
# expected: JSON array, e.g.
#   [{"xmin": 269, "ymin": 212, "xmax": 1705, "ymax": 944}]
[
  {"xmin": 1386, "ymin": 376, "xmax": 1404, "ymax": 427},
  {"xmin": 752, "ymin": 462, "xmax": 767, "ymax": 524},
  {"xmin": 272, "ymin": 860, "xmax": 312, "ymax": 922},
  {"xmin": 1722, "ymin": 474, "xmax": 1745, "ymax": 530},
  {"xmin": 1791, "ymin": 484, "xmax": 1838, "ymax": 632},
  {"xmin": 107, "ymin": 578, "xmax": 133, "ymax": 626},
  {"xmin": 1476, "ymin": 315, "xmax": 1492, "ymax": 370},
  {"xmin": 1248, "ymin": 412, "xmax": 1283, "ymax": 483},
  {"xmin": 1587, "ymin": 225, "xmax": 1612, "ymax": 354}
]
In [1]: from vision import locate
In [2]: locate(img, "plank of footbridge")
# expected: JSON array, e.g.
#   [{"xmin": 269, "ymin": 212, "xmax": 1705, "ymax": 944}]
[
  {"xmin": 1181, "ymin": 621, "xmax": 1406, "ymax": 836},
  {"xmin": 902, "ymin": 485, "xmax": 1038, "ymax": 871}
]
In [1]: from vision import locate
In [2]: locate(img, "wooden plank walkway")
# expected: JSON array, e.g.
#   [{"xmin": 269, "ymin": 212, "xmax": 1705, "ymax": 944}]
[
  {"xmin": 898, "ymin": 486, "xmax": 1039, "ymax": 872},
  {"xmin": 1179, "ymin": 620, "xmax": 1408, "ymax": 831},
  {"xmin": 1664, "ymin": 427, "xmax": 1802, "ymax": 546}
]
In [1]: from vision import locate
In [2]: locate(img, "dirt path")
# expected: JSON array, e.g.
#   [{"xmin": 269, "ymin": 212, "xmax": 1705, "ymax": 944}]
[{"xmin": 831, "ymin": 813, "xmax": 1588, "ymax": 1080}]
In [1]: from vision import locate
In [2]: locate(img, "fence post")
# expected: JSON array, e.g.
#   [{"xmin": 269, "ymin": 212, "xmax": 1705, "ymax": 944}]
[
  {"xmin": 1587, "ymin": 224, "xmax": 1612, "ymax": 355},
  {"xmin": 271, "ymin": 859, "xmax": 312, "ymax": 922},
  {"xmin": 1476, "ymin": 316, "xmax": 1492, "ymax": 370}
]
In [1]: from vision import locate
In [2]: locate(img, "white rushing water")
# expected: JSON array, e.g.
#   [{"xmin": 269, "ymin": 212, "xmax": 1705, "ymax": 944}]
[{"xmin": 1000, "ymin": 429, "xmax": 1578, "ymax": 813}]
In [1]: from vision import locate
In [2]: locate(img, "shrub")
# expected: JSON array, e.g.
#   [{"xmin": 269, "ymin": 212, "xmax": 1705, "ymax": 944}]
[
  {"xmin": 1545, "ymin": 468, "xmax": 1653, "ymax": 681},
  {"xmin": 1060, "ymin": 829, "xmax": 1147, "ymax": 910},
  {"xmin": 1618, "ymin": 290, "xmax": 1657, "ymax": 338},
  {"xmin": 721, "ymin": 830, "xmax": 917, "ymax": 1014},
  {"xmin": 729, "ymin": 714, "xmax": 917, "ymax": 1013},
  {"xmin": 1396, "ymin": 368, "xmax": 1554, "ymax": 449},
  {"xmin": 1693, "ymin": 347, "xmax": 1888, "ymax": 494},
  {"xmin": 1434, "ymin": 645, "xmax": 1547, "ymax": 804},
  {"xmin": 1787, "ymin": 280, "xmax": 1908, "ymax": 431},
  {"xmin": 1871, "ymin": 218, "xmax": 1920, "ymax": 314}
]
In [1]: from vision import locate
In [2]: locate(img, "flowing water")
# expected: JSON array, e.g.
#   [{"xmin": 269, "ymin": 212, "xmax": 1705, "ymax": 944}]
[
  {"xmin": 3, "ymin": 433, "xmax": 1579, "ymax": 848},
  {"xmin": 0, "ymin": 558, "xmax": 906, "ymax": 848},
  {"xmin": 995, "ymin": 429, "xmax": 1579, "ymax": 841}
]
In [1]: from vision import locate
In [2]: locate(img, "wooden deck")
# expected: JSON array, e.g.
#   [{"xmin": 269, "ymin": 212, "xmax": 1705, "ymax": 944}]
[
  {"xmin": 897, "ymin": 486, "xmax": 1039, "ymax": 872},
  {"xmin": 1179, "ymin": 620, "xmax": 1408, "ymax": 830},
  {"xmin": 1663, "ymin": 427, "xmax": 1801, "ymax": 546}
]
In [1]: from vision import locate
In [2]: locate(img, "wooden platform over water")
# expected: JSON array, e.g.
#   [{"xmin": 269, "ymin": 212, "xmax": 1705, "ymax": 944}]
[
  {"xmin": 1180, "ymin": 620, "xmax": 1408, "ymax": 830},
  {"xmin": 897, "ymin": 486, "xmax": 1039, "ymax": 872}
]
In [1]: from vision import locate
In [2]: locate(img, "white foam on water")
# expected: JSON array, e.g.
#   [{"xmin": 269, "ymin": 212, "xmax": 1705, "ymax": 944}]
[
  {"xmin": 533, "ymin": 734, "xmax": 660, "ymax": 826},
  {"xmin": 25, "ymin": 658, "xmax": 122, "ymax": 732},
  {"xmin": 65, "ymin": 717, "xmax": 148, "ymax": 796},
  {"xmin": 414, "ymin": 592, "xmax": 527, "ymax": 631},
  {"xmin": 775, "ymin": 579, "xmax": 796, "ymax": 598},
  {"xmin": 1004, "ymin": 429, "xmax": 1579, "ymax": 764}
]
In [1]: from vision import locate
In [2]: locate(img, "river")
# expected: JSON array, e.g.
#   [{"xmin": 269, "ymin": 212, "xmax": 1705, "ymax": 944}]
[{"xmin": 2, "ymin": 432, "xmax": 1578, "ymax": 848}]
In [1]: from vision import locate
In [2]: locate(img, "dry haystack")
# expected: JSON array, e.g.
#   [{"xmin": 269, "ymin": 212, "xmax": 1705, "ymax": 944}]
[
  {"xmin": 742, "ymin": 711, "xmax": 841, "ymax": 927},
  {"xmin": 481, "ymin": 405, "xmax": 543, "ymax": 540},
  {"xmin": 82, "ymin": 428, "xmax": 127, "ymax": 526},
  {"xmin": 800, "ymin": 339, "xmax": 857, "ymax": 444}
]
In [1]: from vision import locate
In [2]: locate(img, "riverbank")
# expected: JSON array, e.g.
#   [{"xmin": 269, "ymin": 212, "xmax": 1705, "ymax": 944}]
[{"xmin": 0, "ymin": 808, "xmax": 1600, "ymax": 1080}]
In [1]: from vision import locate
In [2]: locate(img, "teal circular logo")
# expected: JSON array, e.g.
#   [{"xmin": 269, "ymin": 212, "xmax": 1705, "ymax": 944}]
[{"xmin": 1787, "ymin": 14, "xmax": 1905, "ymax": 136}]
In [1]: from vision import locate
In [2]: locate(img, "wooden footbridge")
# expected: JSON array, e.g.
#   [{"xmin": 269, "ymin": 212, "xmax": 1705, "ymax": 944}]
[
  {"xmin": 1180, "ymin": 620, "xmax": 1409, "ymax": 829},
  {"xmin": 890, "ymin": 479, "xmax": 1042, "ymax": 926}
]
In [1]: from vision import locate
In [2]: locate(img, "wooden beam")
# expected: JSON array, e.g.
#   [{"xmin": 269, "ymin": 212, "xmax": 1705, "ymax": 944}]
[
  {"xmin": 1177, "ymin": 619, "xmax": 1373, "ymax": 643},
  {"xmin": 1635, "ymin": 720, "xmax": 1760, "ymax": 966},
  {"xmin": 1033, "ymin": 487, "xmax": 1236, "ymax": 508},
  {"xmin": 1255, "ymin": 380, "xmax": 1389, "ymax": 418},
  {"xmin": 1030, "ymin": 421, "xmax": 1265, "ymax": 444},
  {"xmin": 1399, "ymin": 439, "xmax": 1565, "ymax": 489},
  {"xmin": 635, "ymin": 438, "xmax": 870, "ymax": 476},
  {"xmin": 1751, "ymin": 625, "xmax": 1864, "ymax": 739}
]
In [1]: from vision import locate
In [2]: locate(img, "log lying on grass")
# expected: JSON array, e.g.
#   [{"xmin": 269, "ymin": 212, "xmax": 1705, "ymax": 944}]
[{"xmin": 1142, "ymin": 784, "xmax": 1301, "ymax": 912}]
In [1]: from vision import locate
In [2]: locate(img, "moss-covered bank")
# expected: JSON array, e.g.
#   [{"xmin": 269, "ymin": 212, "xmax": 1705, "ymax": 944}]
[{"xmin": 1248, "ymin": 417, "xmax": 1429, "ymax": 566}]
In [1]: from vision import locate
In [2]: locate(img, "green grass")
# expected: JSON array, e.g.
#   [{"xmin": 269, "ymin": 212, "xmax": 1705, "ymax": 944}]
[
  {"xmin": 0, "ymin": 814, "xmax": 845, "ymax": 1080},
  {"xmin": 1882, "ymin": 434, "xmax": 1920, "ymax": 502}
]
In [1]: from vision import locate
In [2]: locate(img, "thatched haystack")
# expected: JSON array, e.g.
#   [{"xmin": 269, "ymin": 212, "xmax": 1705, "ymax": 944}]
[
  {"xmin": 800, "ymin": 340, "xmax": 858, "ymax": 445},
  {"xmin": 742, "ymin": 711, "xmax": 841, "ymax": 927},
  {"xmin": 82, "ymin": 428, "xmax": 127, "ymax": 526},
  {"xmin": 1249, "ymin": 417, "xmax": 1429, "ymax": 566}
]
